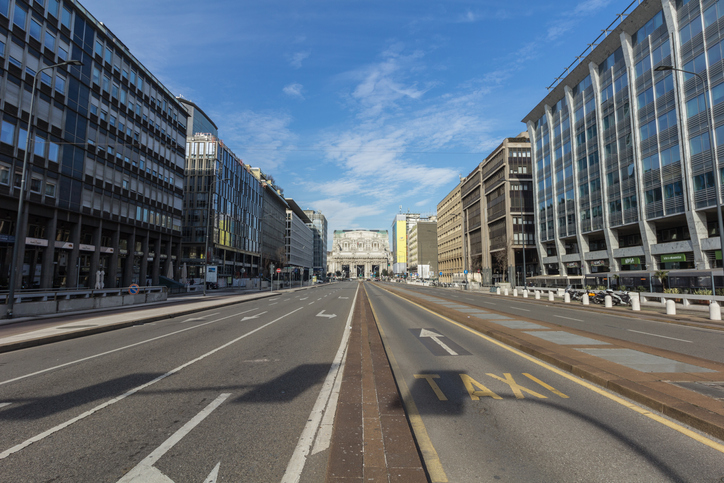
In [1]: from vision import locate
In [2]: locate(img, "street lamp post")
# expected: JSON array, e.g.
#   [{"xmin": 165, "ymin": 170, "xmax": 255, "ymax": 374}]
[
  {"xmin": 6, "ymin": 59, "xmax": 82, "ymax": 319},
  {"xmin": 203, "ymin": 175, "xmax": 233, "ymax": 296},
  {"xmin": 655, "ymin": 65, "xmax": 724, "ymax": 293}
]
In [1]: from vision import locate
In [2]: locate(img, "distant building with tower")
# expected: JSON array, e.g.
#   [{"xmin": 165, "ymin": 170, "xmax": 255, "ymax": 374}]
[{"xmin": 327, "ymin": 230, "xmax": 391, "ymax": 279}]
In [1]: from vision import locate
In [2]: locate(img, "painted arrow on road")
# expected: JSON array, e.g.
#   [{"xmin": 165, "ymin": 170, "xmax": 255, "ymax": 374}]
[
  {"xmin": 242, "ymin": 311, "xmax": 267, "ymax": 321},
  {"xmin": 117, "ymin": 393, "xmax": 229, "ymax": 482},
  {"xmin": 316, "ymin": 310, "xmax": 337, "ymax": 319},
  {"xmin": 419, "ymin": 329, "xmax": 458, "ymax": 356}
]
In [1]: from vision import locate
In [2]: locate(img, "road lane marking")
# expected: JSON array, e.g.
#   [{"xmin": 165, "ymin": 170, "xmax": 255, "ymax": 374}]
[
  {"xmin": 627, "ymin": 329, "xmax": 692, "ymax": 343},
  {"xmin": 0, "ymin": 309, "xmax": 260, "ymax": 387},
  {"xmin": 180, "ymin": 312, "xmax": 220, "ymax": 323},
  {"xmin": 511, "ymin": 307, "xmax": 530, "ymax": 312},
  {"xmin": 555, "ymin": 315, "xmax": 584, "ymax": 322},
  {"xmin": 0, "ymin": 403, "xmax": 10, "ymax": 409},
  {"xmin": 117, "ymin": 393, "xmax": 229, "ymax": 482},
  {"xmin": 378, "ymin": 286, "xmax": 724, "ymax": 455},
  {"xmin": 0, "ymin": 307, "xmax": 304, "ymax": 460},
  {"xmin": 523, "ymin": 373, "xmax": 569, "ymax": 398},
  {"xmin": 316, "ymin": 310, "xmax": 336, "ymax": 319},
  {"xmin": 241, "ymin": 311, "xmax": 268, "ymax": 321},
  {"xmin": 460, "ymin": 374, "xmax": 502, "ymax": 400},
  {"xmin": 414, "ymin": 375, "xmax": 448, "ymax": 401},
  {"xmin": 283, "ymin": 285, "xmax": 359, "ymax": 482},
  {"xmin": 364, "ymin": 286, "xmax": 448, "ymax": 483},
  {"xmin": 486, "ymin": 373, "xmax": 546, "ymax": 399},
  {"xmin": 419, "ymin": 329, "xmax": 457, "ymax": 355}
]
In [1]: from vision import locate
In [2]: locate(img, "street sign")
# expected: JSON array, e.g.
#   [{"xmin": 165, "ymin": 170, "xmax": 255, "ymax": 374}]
[
  {"xmin": 439, "ymin": 271, "xmax": 443, "ymax": 276},
  {"xmin": 464, "ymin": 270, "xmax": 468, "ymax": 274},
  {"xmin": 276, "ymin": 268, "xmax": 282, "ymax": 273},
  {"xmin": 128, "ymin": 283, "xmax": 139, "ymax": 295}
]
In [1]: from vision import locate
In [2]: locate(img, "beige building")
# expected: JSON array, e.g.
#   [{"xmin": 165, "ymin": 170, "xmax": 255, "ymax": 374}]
[
  {"xmin": 327, "ymin": 230, "xmax": 391, "ymax": 278},
  {"xmin": 461, "ymin": 132, "xmax": 536, "ymax": 285},
  {"xmin": 437, "ymin": 182, "xmax": 464, "ymax": 283},
  {"xmin": 408, "ymin": 221, "xmax": 438, "ymax": 278}
]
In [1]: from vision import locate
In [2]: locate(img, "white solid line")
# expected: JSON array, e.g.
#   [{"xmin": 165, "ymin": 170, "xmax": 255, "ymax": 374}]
[
  {"xmin": 512, "ymin": 307, "xmax": 531, "ymax": 312},
  {"xmin": 0, "ymin": 309, "xmax": 258, "ymax": 387},
  {"xmin": 627, "ymin": 329, "xmax": 693, "ymax": 343},
  {"xmin": 0, "ymin": 308, "xmax": 304, "ymax": 460},
  {"xmin": 117, "ymin": 393, "xmax": 230, "ymax": 482},
  {"xmin": 0, "ymin": 403, "xmax": 10, "ymax": 409},
  {"xmin": 555, "ymin": 315, "xmax": 584, "ymax": 322},
  {"xmin": 282, "ymin": 285, "xmax": 359, "ymax": 483}
]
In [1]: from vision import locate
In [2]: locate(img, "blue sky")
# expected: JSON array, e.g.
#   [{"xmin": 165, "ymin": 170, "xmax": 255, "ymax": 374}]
[{"xmin": 79, "ymin": 0, "xmax": 629, "ymax": 240}]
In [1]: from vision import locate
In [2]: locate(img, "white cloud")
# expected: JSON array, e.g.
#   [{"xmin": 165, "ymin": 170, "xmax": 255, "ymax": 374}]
[
  {"xmin": 283, "ymin": 83, "xmax": 305, "ymax": 99},
  {"xmin": 212, "ymin": 109, "xmax": 298, "ymax": 171},
  {"xmin": 289, "ymin": 51, "xmax": 310, "ymax": 69}
]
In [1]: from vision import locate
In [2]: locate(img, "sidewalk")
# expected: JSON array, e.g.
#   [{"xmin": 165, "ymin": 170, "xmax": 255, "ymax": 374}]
[{"xmin": 0, "ymin": 288, "xmax": 282, "ymax": 353}]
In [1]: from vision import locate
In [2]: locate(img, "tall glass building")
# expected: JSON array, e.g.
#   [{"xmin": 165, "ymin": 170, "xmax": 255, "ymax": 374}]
[
  {"xmin": 0, "ymin": 0, "xmax": 186, "ymax": 290},
  {"xmin": 523, "ymin": 0, "xmax": 724, "ymax": 285}
]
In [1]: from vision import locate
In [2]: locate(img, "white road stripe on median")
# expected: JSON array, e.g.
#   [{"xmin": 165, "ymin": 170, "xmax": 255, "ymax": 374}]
[
  {"xmin": 627, "ymin": 329, "xmax": 692, "ymax": 343},
  {"xmin": 555, "ymin": 315, "xmax": 584, "ymax": 322},
  {"xmin": 282, "ymin": 285, "xmax": 359, "ymax": 483},
  {"xmin": 0, "ymin": 307, "xmax": 303, "ymax": 460},
  {"xmin": 512, "ymin": 307, "xmax": 531, "ymax": 312},
  {"xmin": 0, "ymin": 403, "xmax": 10, "ymax": 409}
]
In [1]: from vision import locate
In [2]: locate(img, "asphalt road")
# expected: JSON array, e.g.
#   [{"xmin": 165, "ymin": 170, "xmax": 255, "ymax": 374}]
[
  {"xmin": 0, "ymin": 283, "xmax": 359, "ymax": 483},
  {"xmin": 365, "ymin": 283, "xmax": 724, "ymax": 482},
  {"xmin": 389, "ymin": 283, "xmax": 724, "ymax": 364}
]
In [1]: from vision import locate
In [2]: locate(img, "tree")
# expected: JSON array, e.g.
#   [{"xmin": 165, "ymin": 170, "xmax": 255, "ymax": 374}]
[
  {"xmin": 381, "ymin": 269, "xmax": 388, "ymax": 277},
  {"xmin": 654, "ymin": 270, "xmax": 669, "ymax": 291}
]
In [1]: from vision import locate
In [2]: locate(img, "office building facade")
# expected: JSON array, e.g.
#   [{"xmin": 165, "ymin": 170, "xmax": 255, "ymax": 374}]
[
  {"xmin": 461, "ymin": 133, "xmax": 535, "ymax": 285},
  {"xmin": 285, "ymin": 198, "xmax": 313, "ymax": 280},
  {"xmin": 408, "ymin": 220, "xmax": 438, "ymax": 278},
  {"xmin": 0, "ymin": 0, "xmax": 186, "ymax": 290},
  {"xmin": 303, "ymin": 209, "xmax": 328, "ymax": 280},
  {"xmin": 437, "ymin": 179, "xmax": 464, "ymax": 283},
  {"xmin": 250, "ymin": 167, "xmax": 287, "ymax": 278},
  {"xmin": 523, "ymin": 0, "xmax": 724, "ymax": 281},
  {"xmin": 181, "ymin": 132, "xmax": 262, "ymax": 286}
]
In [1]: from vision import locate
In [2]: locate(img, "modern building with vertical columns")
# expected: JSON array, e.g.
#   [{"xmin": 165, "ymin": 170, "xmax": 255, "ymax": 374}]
[
  {"xmin": 0, "ymin": 0, "xmax": 186, "ymax": 291},
  {"xmin": 285, "ymin": 198, "xmax": 313, "ymax": 281},
  {"xmin": 437, "ymin": 179, "xmax": 464, "ymax": 284},
  {"xmin": 523, "ymin": 0, "xmax": 724, "ymax": 285}
]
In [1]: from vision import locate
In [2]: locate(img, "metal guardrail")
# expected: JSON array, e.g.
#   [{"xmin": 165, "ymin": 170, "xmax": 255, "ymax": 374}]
[{"xmin": 1, "ymin": 286, "xmax": 167, "ymax": 304}]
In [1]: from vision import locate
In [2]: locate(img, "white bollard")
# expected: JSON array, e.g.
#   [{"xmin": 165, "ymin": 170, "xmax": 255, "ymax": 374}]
[
  {"xmin": 564, "ymin": 293, "xmax": 570, "ymax": 303},
  {"xmin": 631, "ymin": 293, "xmax": 640, "ymax": 311},
  {"xmin": 504, "ymin": 288, "xmax": 509, "ymax": 296},
  {"xmin": 710, "ymin": 301, "xmax": 722, "ymax": 321},
  {"xmin": 548, "ymin": 291, "xmax": 554, "ymax": 301},
  {"xmin": 513, "ymin": 288, "xmax": 518, "ymax": 297},
  {"xmin": 535, "ymin": 291, "xmax": 541, "ymax": 300},
  {"xmin": 496, "ymin": 287, "xmax": 501, "ymax": 295},
  {"xmin": 604, "ymin": 295, "xmax": 612, "ymax": 308},
  {"xmin": 666, "ymin": 299, "xmax": 676, "ymax": 315},
  {"xmin": 582, "ymin": 294, "xmax": 589, "ymax": 305},
  {"xmin": 523, "ymin": 289, "xmax": 528, "ymax": 298}
]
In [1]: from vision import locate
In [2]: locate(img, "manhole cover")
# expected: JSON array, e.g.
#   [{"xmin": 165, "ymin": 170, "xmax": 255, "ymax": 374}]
[{"xmin": 670, "ymin": 381, "xmax": 724, "ymax": 400}]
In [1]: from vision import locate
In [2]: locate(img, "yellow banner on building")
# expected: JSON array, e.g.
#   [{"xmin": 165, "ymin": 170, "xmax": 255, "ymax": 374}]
[{"xmin": 396, "ymin": 220, "xmax": 407, "ymax": 264}]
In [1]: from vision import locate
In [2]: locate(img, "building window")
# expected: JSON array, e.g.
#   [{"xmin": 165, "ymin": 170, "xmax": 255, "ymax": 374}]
[
  {"xmin": 0, "ymin": 0, "xmax": 8, "ymax": 17},
  {"xmin": 0, "ymin": 120, "xmax": 14, "ymax": 145},
  {"xmin": 13, "ymin": 3, "xmax": 26, "ymax": 29},
  {"xmin": 55, "ymin": 75, "xmax": 65, "ymax": 93},
  {"xmin": 104, "ymin": 47, "xmax": 112, "ymax": 64},
  {"xmin": 30, "ymin": 178, "xmax": 41, "ymax": 193},
  {"xmin": 29, "ymin": 19, "xmax": 41, "ymax": 40},
  {"xmin": 48, "ymin": 141, "xmax": 59, "ymax": 162},
  {"xmin": 0, "ymin": 165, "xmax": 9, "ymax": 184},
  {"xmin": 61, "ymin": 5, "xmax": 71, "ymax": 28},
  {"xmin": 58, "ymin": 46, "xmax": 67, "ymax": 60},
  {"xmin": 45, "ymin": 181, "xmax": 56, "ymax": 197},
  {"xmin": 44, "ymin": 32, "xmax": 55, "ymax": 52}
]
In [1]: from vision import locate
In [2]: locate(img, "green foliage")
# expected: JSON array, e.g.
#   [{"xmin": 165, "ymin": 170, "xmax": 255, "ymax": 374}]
[
  {"xmin": 717, "ymin": 288, "xmax": 724, "ymax": 297},
  {"xmin": 595, "ymin": 285, "xmax": 607, "ymax": 291},
  {"xmin": 635, "ymin": 285, "xmax": 647, "ymax": 292},
  {"xmin": 693, "ymin": 289, "xmax": 713, "ymax": 295},
  {"xmin": 618, "ymin": 285, "xmax": 627, "ymax": 291},
  {"xmin": 663, "ymin": 288, "xmax": 680, "ymax": 294}
]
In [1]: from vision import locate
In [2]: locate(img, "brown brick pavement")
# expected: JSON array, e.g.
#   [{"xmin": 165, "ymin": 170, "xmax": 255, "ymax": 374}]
[{"xmin": 326, "ymin": 286, "xmax": 426, "ymax": 483}]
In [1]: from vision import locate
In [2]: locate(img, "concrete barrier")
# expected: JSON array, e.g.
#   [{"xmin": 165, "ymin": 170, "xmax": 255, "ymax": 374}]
[
  {"xmin": 564, "ymin": 293, "xmax": 570, "ymax": 303},
  {"xmin": 604, "ymin": 295, "xmax": 612, "ymax": 308},
  {"xmin": 548, "ymin": 291, "xmax": 554, "ymax": 301},
  {"xmin": 710, "ymin": 301, "xmax": 721, "ymax": 321},
  {"xmin": 631, "ymin": 293, "xmax": 640, "ymax": 311},
  {"xmin": 535, "ymin": 291, "xmax": 540, "ymax": 300},
  {"xmin": 582, "ymin": 294, "xmax": 589, "ymax": 305},
  {"xmin": 496, "ymin": 287, "xmax": 501, "ymax": 295},
  {"xmin": 666, "ymin": 299, "xmax": 676, "ymax": 315},
  {"xmin": 513, "ymin": 288, "xmax": 518, "ymax": 297},
  {"xmin": 504, "ymin": 288, "xmax": 509, "ymax": 296},
  {"xmin": 523, "ymin": 290, "xmax": 528, "ymax": 298}
]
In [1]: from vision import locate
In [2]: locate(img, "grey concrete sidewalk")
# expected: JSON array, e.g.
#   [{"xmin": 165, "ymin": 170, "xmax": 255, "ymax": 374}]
[{"xmin": 0, "ymin": 287, "xmax": 310, "ymax": 353}]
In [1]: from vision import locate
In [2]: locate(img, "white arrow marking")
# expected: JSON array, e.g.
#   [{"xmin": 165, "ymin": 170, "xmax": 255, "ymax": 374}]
[
  {"xmin": 181, "ymin": 313, "xmax": 220, "ymax": 323},
  {"xmin": 419, "ymin": 329, "xmax": 458, "ymax": 356},
  {"xmin": 316, "ymin": 310, "xmax": 337, "ymax": 319},
  {"xmin": 242, "ymin": 311, "xmax": 267, "ymax": 321},
  {"xmin": 203, "ymin": 462, "xmax": 220, "ymax": 483},
  {"xmin": 117, "ymin": 393, "xmax": 230, "ymax": 482}
]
